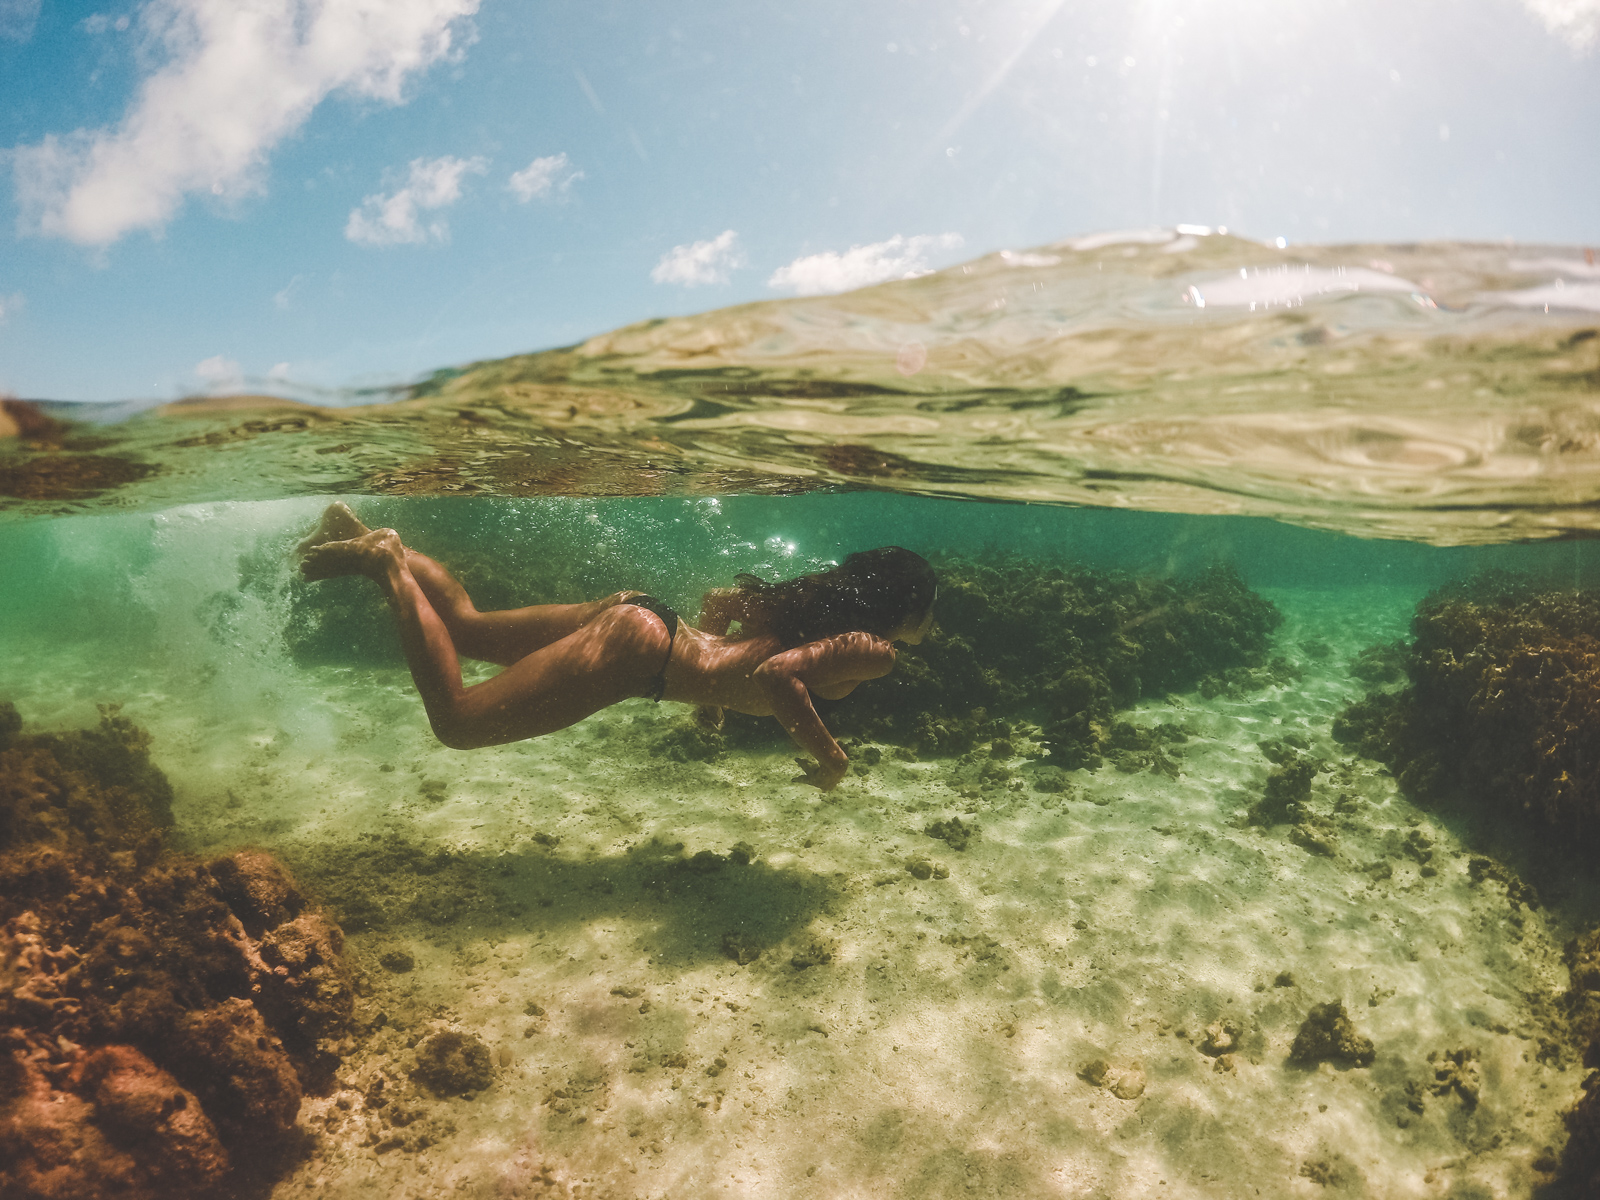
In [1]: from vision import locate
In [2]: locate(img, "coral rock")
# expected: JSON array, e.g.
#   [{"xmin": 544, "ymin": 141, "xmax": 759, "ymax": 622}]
[
  {"xmin": 1289, "ymin": 1001, "xmax": 1375, "ymax": 1068},
  {"xmin": 0, "ymin": 1040, "xmax": 228, "ymax": 1200},
  {"xmin": 1334, "ymin": 577, "xmax": 1600, "ymax": 839},
  {"xmin": 167, "ymin": 998, "xmax": 303, "ymax": 1148},
  {"xmin": 412, "ymin": 1029, "xmax": 495, "ymax": 1097},
  {"xmin": 814, "ymin": 558, "xmax": 1280, "ymax": 763},
  {"xmin": 0, "ymin": 704, "xmax": 353, "ymax": 1198},
  {"xmin": 208, "ymin": 848, "xmax": 305, "ymax": 934}
]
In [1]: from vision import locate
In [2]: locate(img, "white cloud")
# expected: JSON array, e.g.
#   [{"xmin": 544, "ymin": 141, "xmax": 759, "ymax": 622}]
[
  {"xmin": 10, "ymin": 0, "xmax": 479, "ymax": 246},
  {"xmin": 344, "ymin": 155, "xmax": 487, "ymax": 247},
  {"xmin": 273, "ymin": 273, "xmax": 304, "ymax": 310},
  {"xmin": 508, "ymin": 152, "xmax": 582, "ymax": 202},
  {"xmin": 267, "ymin": 361, "xmax": 292, "ymax": 380},
  {"xmin": 81, "ymin": 12, "xmax": 131, "ymax": 34},
  {"xmin": 1523, "ymin": 0, "xmax": 1600, "ymax": 50},
  {"xmin": 651, "ymin": 229, "xmax": 744, "ymax": 286},
  {"xmin": 194, "ymin": 354, "xmax": 244, "ymax": 391},
  {"xmin": 767, "ymin": 233, "xmax": 964, "ymax": 296},
  {"xmin": 0, "ymin": 292, "xmax": 24, "ymax": 322},
  {"xmin": 1, "ymin": 0, "xmax": 41, "ymax": 41}
]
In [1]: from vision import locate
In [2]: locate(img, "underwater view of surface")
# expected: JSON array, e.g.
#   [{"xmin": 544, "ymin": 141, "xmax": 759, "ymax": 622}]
[{"xmin": 5, "ymin": 231, "xmax": 1600, "ymax": 1199}]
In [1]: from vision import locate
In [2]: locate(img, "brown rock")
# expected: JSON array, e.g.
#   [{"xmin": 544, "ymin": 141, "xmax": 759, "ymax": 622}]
[
  {"xmin": 1289, "ymin": 1001, "xmax": 1375, "ymax": 1068},
  {"xmin": 1200, "ymin": 1018, "xmax": 1239, "ymax": 1056},
  {"xmin": 412, "ymin": 1030, "xmax": 495, "ymax": 1098},
  {"xmin": 0, "ymin": 1041, "xmax": 228, "ymax": 1200},
  {"xmin": 0, "ymin": 705, "xmax": 354, "ymax": 1197},
  {"xmin": 168, "ymin": 999, "xmax": 303, "ymax": 1149},
  {"xmin": 209, "ymin": 849, "xmax": 305, "ymax": 935}
]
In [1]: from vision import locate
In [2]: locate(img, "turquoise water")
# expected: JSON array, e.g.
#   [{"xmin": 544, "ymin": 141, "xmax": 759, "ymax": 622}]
[{"xmin": 4, "ymin": 233, "xmax": 1600, "ymax": 1199}]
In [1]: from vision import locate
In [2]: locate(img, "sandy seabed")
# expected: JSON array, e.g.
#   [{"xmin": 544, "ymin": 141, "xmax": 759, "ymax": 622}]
[{"xmin": 3, "ymin": 585, "xmax": 1589, "ymax": 1200}]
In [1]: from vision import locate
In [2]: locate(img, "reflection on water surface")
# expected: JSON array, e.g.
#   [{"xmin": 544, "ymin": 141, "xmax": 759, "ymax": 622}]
[{"xmin": 5, "ymin": 230, "xmax": 1599, "ymax": 544}]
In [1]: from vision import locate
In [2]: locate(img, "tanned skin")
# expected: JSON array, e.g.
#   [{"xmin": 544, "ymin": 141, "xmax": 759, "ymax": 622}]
[{"xmin": 297, "ymin": 503, "xmax": 931, "ymax": 791}]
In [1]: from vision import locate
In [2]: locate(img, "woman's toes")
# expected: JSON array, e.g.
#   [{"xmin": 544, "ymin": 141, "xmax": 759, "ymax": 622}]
[
  {"xmin": 299, "ymin": 545, "xmax": 343, "ymax": 580},
  {"xmin": 298, "ymin": 526, "xmax": 403, "ymax": 581}
]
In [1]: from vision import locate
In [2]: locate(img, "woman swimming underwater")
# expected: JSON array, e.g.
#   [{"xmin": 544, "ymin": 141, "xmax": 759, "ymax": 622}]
[{"xmin": 297, "ymin": 504, "xmax": 937, "ymax": 791}]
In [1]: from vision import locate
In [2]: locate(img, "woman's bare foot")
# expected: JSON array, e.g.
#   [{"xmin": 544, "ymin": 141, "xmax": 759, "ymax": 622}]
[
  {"xmin": 301, "ymin": 528, "xmax": 405, "ymax": 582},
  {"xmin": 296, "ymin": 501, "xmax": 371, "ymax": 558}
]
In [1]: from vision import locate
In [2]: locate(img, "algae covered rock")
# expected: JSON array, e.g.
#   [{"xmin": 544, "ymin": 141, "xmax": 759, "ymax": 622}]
[
  {"xmin": 379, "ymin": 946, "xmax": 417, "ymax": 973},
  {"xmin": 1031, "ymin": 765, "xmax": 1072, "ymax": 794},
  {"xmin": 0, "ymin": 703, "xmax": 355, "ymax": 1200},
  {"xmin": 0, "ymin": 702, "xmax": 173, "ymax": 857},
  {"xmin": 1334, "ymin": 575, "xmax": 1600, "ymax": 842},
  {"xmin": 412, "ymin": 1029, "xmax": 495, "ymax": 1097},
  {"xmin": 1248, "ymin": 755, "xmax": 1319, "ymax": 826},
  {"xmin": 1427, "ymin": 1048, "xmax": 1480, "ymax": 1110},
  {"xmin": 650, "ymin": 718, "xmax": 725, "ymax": 762},
  {"xmin": 924, "ymin": 816, "xmax": 976, "ymax": 851},
  {"xmin": 789, "ymin": 933, "xmax": 838, "ymax": 970},
  {"xmin": 1559, "ymin": 925, "xmax": 1600, "ymax": 1189},
  {"xmin": 0, "ymin": 699, "xmax": 21, "ymax": 746},
  {"xmin": 208, "ymin": 848, "xmax": 304, "ymax": 934},
  {"xmin": 721, "ymin": 929, "xmax": 765, "ymax": 965},
  {"xmin": 0, "ymin": 1042, "xmax": 229, "ymax": 1200},
  {"xmin": 1564, "ymin": 1072, "xmax": 1600, "ymax": 1194},
  {"xmin": 818, "ymin": 556, "xmax": 1280, "ymax": 762},
  {"xmin": 1288, "ymin": 1001, "xmax": 1375, "ymax": 1068}
]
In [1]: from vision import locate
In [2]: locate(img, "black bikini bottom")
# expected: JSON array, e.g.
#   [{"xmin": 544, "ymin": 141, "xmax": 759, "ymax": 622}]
[{"xmin": 622, "ymin": 595, "xmax": 678, "ymax": 701}]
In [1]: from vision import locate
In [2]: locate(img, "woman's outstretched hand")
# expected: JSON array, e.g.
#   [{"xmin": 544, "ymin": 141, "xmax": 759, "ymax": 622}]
[{"xmin": 793, "ymin": 755, "xmax": 848, "ymax": 792}]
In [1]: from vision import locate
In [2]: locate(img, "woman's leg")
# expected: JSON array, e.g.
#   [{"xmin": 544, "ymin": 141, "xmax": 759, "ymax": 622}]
[
  {"xmin": 303, "ymin": 528, "xmax": 668, "ymax": 749},
  {"xmin": 299, "ymin": 502, "xmax": 635, "ymax": 666},
  {"xmin": 401, "ymin": 549, "xmax": 636, "ymax": 666}
]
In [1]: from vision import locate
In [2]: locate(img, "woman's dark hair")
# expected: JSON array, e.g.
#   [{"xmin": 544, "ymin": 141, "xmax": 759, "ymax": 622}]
[{"xmin": 733, "ymin": 547, "xmax": 937, "ymax": 645}]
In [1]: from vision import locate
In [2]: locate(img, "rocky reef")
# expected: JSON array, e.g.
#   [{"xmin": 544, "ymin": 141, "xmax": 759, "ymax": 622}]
[
  {"xmin": 822, "ymin": 556, "xmax": 1282, "ymax": 763},
  {"xmin": 1333, "ymin": 573, "xmax": 1600, "ymax": 843},
  {"xmin": 0, "ymin": 702, "xmax": 354, "ymax": 1200}
]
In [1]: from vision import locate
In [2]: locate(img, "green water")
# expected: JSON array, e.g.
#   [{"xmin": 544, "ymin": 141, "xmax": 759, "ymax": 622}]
[
  {"xmin": 4, "ymin": 233, "xmax": 1600, "ymax": 1199},
  {"xmin": 2, "ymin": 494, "xmax": 1596, "ymax": 1198}
]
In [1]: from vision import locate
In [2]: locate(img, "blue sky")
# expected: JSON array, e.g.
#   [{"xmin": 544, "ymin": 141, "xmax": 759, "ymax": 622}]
[{"xmin": 2, "ymin": 0, "xmax": 1597, "ymax": 402}]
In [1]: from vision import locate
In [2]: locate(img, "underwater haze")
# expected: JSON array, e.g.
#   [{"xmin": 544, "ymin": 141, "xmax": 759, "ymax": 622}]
[{"xmin": 5, "ymin": 233, "xmax": 1600, "ymax": 1199}]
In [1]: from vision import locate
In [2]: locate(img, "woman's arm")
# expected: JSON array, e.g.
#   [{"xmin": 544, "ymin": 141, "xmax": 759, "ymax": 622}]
[{"xmin": 751, "ymin": 632, "xmax": 897, "ymax": 791}]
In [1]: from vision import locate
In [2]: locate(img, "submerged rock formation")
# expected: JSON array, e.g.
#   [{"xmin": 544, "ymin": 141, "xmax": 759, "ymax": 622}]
[
  {"xmin": 411, "ymin": 1029, "xmax": 495, "ymax": 1098},
  {"xmin": 821, "ymin": 556, "xmax": 1282, "ymax": 762},
  {"xmin": 0, "ymin": 702, "xmax": 354, "ymax": 1200},
  {"xmin": 1333, "ymin": 574, "xmax": 1600, "ymax": 842},
  {"xmin": 1288, "ymin": 1002, "xmax": 1375, "ymax": 1069}
]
